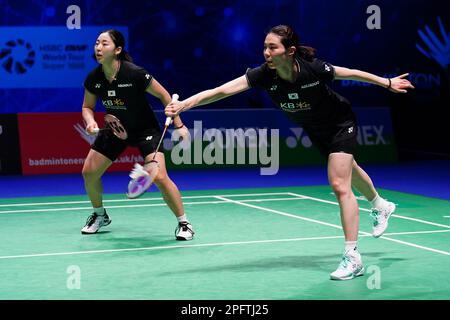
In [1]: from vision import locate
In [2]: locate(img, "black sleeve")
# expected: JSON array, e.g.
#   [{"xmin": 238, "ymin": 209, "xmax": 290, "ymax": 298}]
[
  {"xmin": 134, "ymin": 67, "xmax": 153, "ymax": 92},
  {"xmin": 309, "ymin": 58, "xmax": 335, "ymax": 82},
  {"xmin": 83, "ymin": 70, "xmax": 99, "ymax": 95},
  {"xmin": 245, "ymin": 64, "xmax": 269, "ymax": 89}
]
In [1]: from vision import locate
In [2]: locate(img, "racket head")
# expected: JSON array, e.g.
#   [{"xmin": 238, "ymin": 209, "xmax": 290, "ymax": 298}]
[
  {"xmin": 104, "ymin": 114, "xmax": 128, "ymax": 140},
  {"xmin": 126, "ymin": 161, "xmax": 160, "ymax": 199}
]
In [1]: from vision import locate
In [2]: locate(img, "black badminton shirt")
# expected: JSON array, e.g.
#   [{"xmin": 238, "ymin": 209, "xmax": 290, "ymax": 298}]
[
  {"xmin": 246, "ymin": 57, "xmax": 355, "ymax": 130},
  {"xmin": 84, "ymin": 60, "xmax": 161, "ymax": 135}
]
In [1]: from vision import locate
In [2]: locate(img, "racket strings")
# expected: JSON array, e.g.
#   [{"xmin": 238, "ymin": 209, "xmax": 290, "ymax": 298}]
[{"xmin": 104, "ymin": 114, "xmax": 128, "ymax": 140}]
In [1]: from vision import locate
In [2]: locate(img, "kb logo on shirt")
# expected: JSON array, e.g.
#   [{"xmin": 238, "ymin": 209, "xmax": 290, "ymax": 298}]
[
  {"xmin": 280, "ymin": 101, "xmax": 311, "ymax": 112},
  {"xmin": 102, "ymin": 98, "xmax": 126, "ymax": 110}
]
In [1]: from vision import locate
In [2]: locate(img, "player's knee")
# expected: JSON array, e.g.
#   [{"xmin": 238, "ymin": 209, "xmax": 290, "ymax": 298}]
[
  {"xmin": 153, "ymin": 171, "xmax": 169, "ymax": 186},
  {"xmin": 82, "ymin": 166, "xmax": 102, "ymax": 182},
  {"xmin": 330, "ymin": 179, "xmax": 351, "ymax": 197}
]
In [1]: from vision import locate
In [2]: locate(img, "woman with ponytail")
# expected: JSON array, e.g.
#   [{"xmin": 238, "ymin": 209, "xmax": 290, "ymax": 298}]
[
  {"xmin": 80, "ymin": 30, "xmax": 195, "ymax": 241},
  {"xmin": 165, "ymin": 24, "xmax": 415, "ymax": 280}
]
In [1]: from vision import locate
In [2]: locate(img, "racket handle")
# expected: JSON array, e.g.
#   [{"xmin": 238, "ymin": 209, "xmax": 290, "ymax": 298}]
[{"xmin": 165, "ymin": 93, "xmax": 179, "ymax": 126}]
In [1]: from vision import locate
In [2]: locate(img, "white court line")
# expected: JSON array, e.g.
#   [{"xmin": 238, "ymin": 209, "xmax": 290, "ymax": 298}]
[
  {"xmin": 288, "ymin": 192, "xmax": 450, "ymax": 229},
  {"xmin": 384, "ymin": 229, "xmax": 450, "ymax": 236},
  {"xmin": 0, "ymin": 192, "xmax": 292, "ymax": 208},
  {"xmin": 0, "ymin": 235, "xmax": 349, "ymax": 260},
  {"xmin": 217, "ymin": 196, "xmax": 450, "ymax": 256},
  {"xmin": 2, "ymin": 190, "xmax": 449, "ymax": 255},
  {"xmin": 0, "ymin": 197, "xmax": 305, "ymax": 214},
  {"xmin": 2, "ymin": 190, "xmax": 448, "ymax": 230},
  {"xmin": 2, "ymin": 190, "xmax": 447, "ymax": 231},
  {"xmin": 0, "ymin": 229, "xmax": 447, "ymax": 260}
]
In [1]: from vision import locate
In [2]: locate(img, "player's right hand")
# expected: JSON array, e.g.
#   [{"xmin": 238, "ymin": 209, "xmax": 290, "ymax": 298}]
[
  {"xmin": 85, "ymin": 122, "xmax": 99, "ymax": 135},
  {"xmin": 165, "ymin": 101, "xmax": 185, "ymax": 117}
]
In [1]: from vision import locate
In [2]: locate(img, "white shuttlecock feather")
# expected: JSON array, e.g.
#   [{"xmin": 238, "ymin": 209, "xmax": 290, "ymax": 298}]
[{"xmin": 129, "ymin": 163, "xmax": 149, "ymax": 179}]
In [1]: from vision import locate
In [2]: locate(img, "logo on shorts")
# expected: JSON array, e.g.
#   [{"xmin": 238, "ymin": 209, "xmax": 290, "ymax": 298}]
[
  {"xmin": 95, "ymin": 83, "xmax": 101, "ymax": 88},
  {"xmin": 146, "ymin": 136, "xmax": 153, "ymax": 141},
  {"xmin": 348, "ymin": 127, "xmax": 354, "ymax": 134}
]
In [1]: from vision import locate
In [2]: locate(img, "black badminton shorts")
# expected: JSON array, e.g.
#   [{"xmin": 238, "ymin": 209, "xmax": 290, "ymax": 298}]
[
  {"xmin": 92, "ymin": 129, "xmax": 164, "ymax": 162},
  {"xmin": 305, "ymin": 120, "xmax": 358, "ymax": 157}
]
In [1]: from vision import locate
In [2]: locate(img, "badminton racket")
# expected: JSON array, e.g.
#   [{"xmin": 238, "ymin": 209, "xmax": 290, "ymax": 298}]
[
  {"xmin": 92, "ymin": 113, "xmax": 128, "ymax": 140},
  {"xmin": 126, "ymin": 93, "xmax": 178, "ymax": 199}
]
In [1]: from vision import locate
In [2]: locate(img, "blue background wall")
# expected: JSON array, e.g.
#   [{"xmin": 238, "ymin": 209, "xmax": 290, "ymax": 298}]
[{"xmin": 0, "ymin": 0, "xmax": 449, "ymax": 159}]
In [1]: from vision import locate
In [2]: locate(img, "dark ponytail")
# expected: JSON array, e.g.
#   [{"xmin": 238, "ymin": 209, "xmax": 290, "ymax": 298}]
[
  {"xmin": 267, "ymin": 25, "xmax": 316, "ymax": 62},
  {"xmin": 102, "ymin": 29, "xmax": 133, "ymax": 62},
  {"xmin": 297, "ymin": 45, "xmax": 316, "ymax": 62}
]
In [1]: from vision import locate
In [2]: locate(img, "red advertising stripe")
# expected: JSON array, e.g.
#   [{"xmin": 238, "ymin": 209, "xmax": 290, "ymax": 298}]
[{"xmin": 18, "ymin": 112, "xmax": 142, "ymax": 175}]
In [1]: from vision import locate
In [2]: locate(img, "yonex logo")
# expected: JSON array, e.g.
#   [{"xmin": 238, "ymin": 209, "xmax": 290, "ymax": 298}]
[
  {"xmin": 146, "ymin": 136, "xmax": 153, "ymax": 141},
  {"xmin": 145, "ymin": 74, "xmax": 151, "ymax": 79},
  {"xmin": 286, "ymin": 127, "xmax": 312, "ymax": 149},
  {"xmin": 0, "ymin": 39, "xmax": 35, "ymax": 74},
  {"xmin": 95, "ymin": 83, "xmax": 101, "ymax": 88},
  {"xmin": 325, "ymin": 64, "xmax": 331, "ymax": 72},
  {"xmin": 348, "ymin": 127, "xmax": 354, "ymax": 134},
  {"xmin": 270, "ymin": 85, "xmax": 277, "ymax": 91}
]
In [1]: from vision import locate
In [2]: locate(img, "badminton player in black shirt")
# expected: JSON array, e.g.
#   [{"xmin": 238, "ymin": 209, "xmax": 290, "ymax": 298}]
[
  {"xmin": 165, "ymin": 25, "xmax": 414, "ymax": 279},
  {"xmin": 81, "ymin": 29, "xmax": 194, "ymax": 241}
]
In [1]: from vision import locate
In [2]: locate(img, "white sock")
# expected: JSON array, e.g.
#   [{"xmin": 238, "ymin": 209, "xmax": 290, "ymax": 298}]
[
  {"xmin": 177, "ymin": 214, "xmax": 188, "ymax": 223},
  {"xmin": 370, "ymin": 194, "xmax": 387, "ymax": 209},
  {"xmin": 94, "ymin": 207, "xmax": 105, "ymax": 216},
  {"xmin": 345, "ymin": 241, "xmax": 358, "ymax": 254}
]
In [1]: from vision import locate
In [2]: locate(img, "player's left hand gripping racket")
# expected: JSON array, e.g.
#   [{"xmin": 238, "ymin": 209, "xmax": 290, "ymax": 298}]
[{"xmin": 126, "ymin": 94, "xmax": 179, "ymax": 199}]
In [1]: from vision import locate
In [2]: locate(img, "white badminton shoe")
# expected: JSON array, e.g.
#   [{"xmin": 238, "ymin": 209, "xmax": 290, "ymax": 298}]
[
  {"xmin": 81, "ymin": 212, "xmax": 112, "ymax": 234},
  {"xmin": 370, "ymin": 201, "xmax": 396, "ymax": 238},
  {"xmin": 330, "ymin": 249, "xmax": 364, "ymax": 281},
  {"xmin": 175, "ymin": 221, "xmax": 195, "ymax": 241}
]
